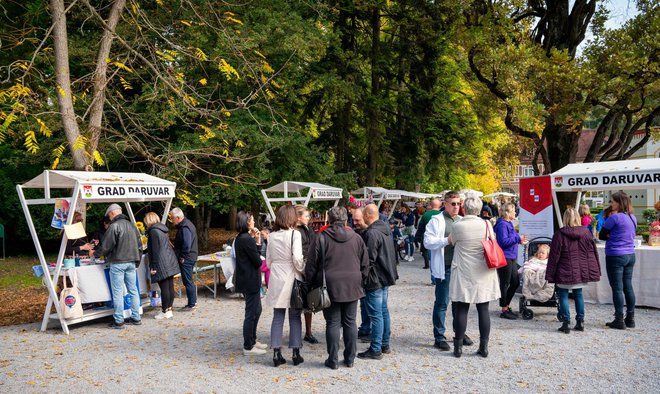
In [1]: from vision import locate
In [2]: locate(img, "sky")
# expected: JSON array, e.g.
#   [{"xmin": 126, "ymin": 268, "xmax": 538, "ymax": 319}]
[{"xmin": 604, "ymin": 0, "xmax": 640, "ymax": 29}]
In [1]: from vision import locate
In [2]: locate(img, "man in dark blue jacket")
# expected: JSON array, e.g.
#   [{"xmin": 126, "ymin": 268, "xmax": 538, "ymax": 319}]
[{"xmin": 171, "ymin": 207, "xmax": 199, "ymax": 311}]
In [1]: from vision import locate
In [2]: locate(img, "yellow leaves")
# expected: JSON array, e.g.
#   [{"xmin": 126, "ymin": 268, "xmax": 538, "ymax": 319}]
[
  {"xmin": 224, "ymin": 12, "xmax": 243, "ymax": 25},
  {"xmin": 73, "ymin": 135, "xmax": 88, "ymax": 151},
  {"xmin": 183, "ymin": 94, "xmax": 199, "ymax": 106},
  {"xmin": 35, "ymin": 118, "xmax": 51, "ymax": 137},
  {"xmin": 177, "ymin": 190, "xmax": 197, "ymax": 208},
  {"xmin": 254, "ymin": 50, "xmax": 266, "ymax": 59},
  {"xmin": 265, "ymin": 89, "xmax": 275, "ymax": 99},
  {"xmin": 23, "ymin": 130, "xmax": 39, "ymax": 154},
  {"xmin": 198, "ymin": 78, "xmax": 208, "ymax": 86},
  {"xmin": 106, "ymin": 58, "xmax": 133, "ymax": 73},
  {"xmin": 198, "ymin": 125, "xmax": 215, "ymax": 142},
  {"xmin": 92, "ymin": 150, "xmax": 104, "ymax": 166},
  {"xmin": 156, "ymin": 0, "xmax": 163, "ymax": 5},
  {"xmin": 218, "ymin": 59, "xmax": 240, "ymax": 80},
  {"xmin": 235, "ymin": 139, "xmax": 244, "ymax": 148},
  {"xmin": 12, "ymin": 61, "xmax": 29, "ymax": 71},
  {"xmin": 223, "ymin": 111, "xmax": 231, "ymax": 117},
  {"xmin": 167, "ymin": 96, "xmax": 176, "ymax": 108},
  {"xmin": 119, "ymin": 76, "xmax": 132, "ymax": 91},
  {"xmin": 57, "ymin": 85, "xmax": 66, "ymax": 98},
  {"xmin": 180, "ymin": 20, "xmax": 193, "ymax": 27},
  {"xmin": 261, "ymin": 60, "xmax": 274, "ymax": 74},
  {"xmin": 51, "ymin": 157, "xmax": 60, "ymax": 170},
  {"xmin": 194, "ymin": 48, "xmax": 208, "ymax": 61},
  {"xmin": 175, "ymin": 73, "xmax": 185, "ymax": 83},
  {"xmin": 156, "ymin": 50, "xmax": 177, "ymax": 62},
  {"xmin": 6, "ymin": 83, "xmax": 33, "ymax": 99}
]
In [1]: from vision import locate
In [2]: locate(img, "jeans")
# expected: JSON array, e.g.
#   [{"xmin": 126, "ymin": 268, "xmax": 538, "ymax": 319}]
[
  {"xmin": 364, "ymin": 287, "xmax": 391, "ymax": 353},
  {"xmin": 405, "ymin": 235, "xmax": 415, "ymax": 256},
  {"xmin": 606, "ymin": 254, "xmax": 636, "ymax": 316},
  {"xmin": 557, "ymin": 288, "xmax": 585, "ymax": 321},
  {"xmin": 433, "ymin": 268, "xmax": 453, "ymax": 343},
  {"xmin": 243, "ymin": 291, "xmax": 262, "ymax": 350},
  {"xmin": 322, "ymin": 300, "xmax": 358, "ymax": 365},
  {"xmin": 270, "ymin": 308, "xmax": 302, "ymax": 349},
  {"xmin": 180, "ymin": 259, "xmax": 197, "ymax": 307},
  {"xmin": 358, "ymin": 297, "xmax": 371, "ymax": 336},
  {"xmin": 109, "ymin": 262, "xmax": 140, "ymax": 324}
]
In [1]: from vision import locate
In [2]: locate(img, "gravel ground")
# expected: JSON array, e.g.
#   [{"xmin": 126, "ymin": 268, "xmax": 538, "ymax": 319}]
[{"xmin": 1, "ymin": 254, "xmax": 658, "ymax": 393}]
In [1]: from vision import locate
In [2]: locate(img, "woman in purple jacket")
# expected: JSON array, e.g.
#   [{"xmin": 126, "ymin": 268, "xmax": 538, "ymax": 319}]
[
  {"xmin": 494, "ymin": 203, "xmax": 527, "ymax": 320},
  {"xmin": 599, "ymin": 191, "xmax": 637, "ymax": 329},
  {"xmin": 546, "ymin": 208, "xmax": 601, "ymax": 333}
]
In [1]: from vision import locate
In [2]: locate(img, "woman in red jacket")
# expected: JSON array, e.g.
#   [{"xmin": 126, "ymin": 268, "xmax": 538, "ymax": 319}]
[{"xmin": 546, "ymin": 208, "xmax": 601, "ymax": 333}]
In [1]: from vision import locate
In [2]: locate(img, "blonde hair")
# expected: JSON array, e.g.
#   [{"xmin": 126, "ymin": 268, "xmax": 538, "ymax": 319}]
[
  {"xmin": 579, "ymin": 204, "xmax": 591, "ymax": 217},
  {"xmin": 500, "ymin": 203, "xmax": 516, "ymax": 219},
  {"xmin": 144, "ymin": 212, "xmax": 160, "ymax": 228},
  {"xmin": 535, "ymin": 244, "xmax": 550, "ymax": 257},
  {"xmin": 563, "ymin": 208, "xmax": 581, "ymax": 227}
]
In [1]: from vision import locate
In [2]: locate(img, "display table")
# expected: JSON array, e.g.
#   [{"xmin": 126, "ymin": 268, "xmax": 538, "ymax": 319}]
[
  {"xmin": 195, "ymin": 252, "xmax": 232, "ymax": 298},
  {"xmin": 583, "ymin": 244, "xmax": 660, "ymax": 308}
]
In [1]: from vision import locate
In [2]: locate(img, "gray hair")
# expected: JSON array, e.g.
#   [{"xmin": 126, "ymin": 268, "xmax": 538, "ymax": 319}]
[
  {"xmin": 170, "ymin": 207, "xmax": 185, "ymax": 219},
  {"xmin": 463, "ymin": 197, "xmax": 482, "ymax": 216},
  {"xmin": 328, "ymin": 206, "xmax": 348, "ymax": 225}
]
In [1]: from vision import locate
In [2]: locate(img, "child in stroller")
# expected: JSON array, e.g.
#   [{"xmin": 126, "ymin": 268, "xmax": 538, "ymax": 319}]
[{"xmin": 518, "ymin": 238, "xmax": 559, "ymax": 320}]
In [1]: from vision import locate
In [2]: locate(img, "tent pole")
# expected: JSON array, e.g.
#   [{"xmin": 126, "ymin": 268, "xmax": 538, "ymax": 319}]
[
  {"xmin": 552, "ymin": 191, "xmax": 563, "ymax": 228},
  {"xmin": 162, "ymin": 198, "xmax": 173, "ymax": 224},
  {"xmin": 261, "ymin": 190, "xmax": 275, "ymax": 222},
  {"xmin": 575, "ymin": 192, "xmax": 582, "ymax": 210}
]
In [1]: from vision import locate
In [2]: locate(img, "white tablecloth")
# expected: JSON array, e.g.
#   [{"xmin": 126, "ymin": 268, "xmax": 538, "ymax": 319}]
[
  {"xmin": 64, "ymin": 259, "xmax": 148, "ymax": 303},
  {"xmin": 583, "ymin": 245, "xmax": 660, "ymax": 308}
]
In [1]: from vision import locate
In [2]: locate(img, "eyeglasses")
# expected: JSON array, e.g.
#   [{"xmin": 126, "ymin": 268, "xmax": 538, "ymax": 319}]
[{"xmin": 447, "ymin": 202, "xmax": 461, "ymax": 207}]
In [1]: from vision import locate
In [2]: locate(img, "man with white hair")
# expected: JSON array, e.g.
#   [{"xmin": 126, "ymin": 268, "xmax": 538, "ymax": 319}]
[
  {"xmin": 424, "ymin": 191, "xmax": 473, "ymax": 351},
  {"xmin": 93, "ymin": 203, "xmax": 142, "ymax": 329},
  {"xmin": 170, "ymin": 207, "xmax": 199, "ymax": 311}
]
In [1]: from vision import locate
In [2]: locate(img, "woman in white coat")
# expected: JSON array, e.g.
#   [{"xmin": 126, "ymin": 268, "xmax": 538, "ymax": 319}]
[
  {"xmin": 266, "ymin": 205, "xmax": 305, "ymax": 367},
  {"xmin": 448, "ymin": 197, "xmax": 501, "ymax": 359}
]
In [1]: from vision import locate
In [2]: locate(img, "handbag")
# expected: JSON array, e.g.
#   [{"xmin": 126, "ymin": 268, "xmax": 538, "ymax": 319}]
[
  {"xmin": 289, "ymin": 230, "xmax": 308, "ymax": 309},
  {"xmin": 306, "ymin": 234, "xmax": 331, "ymax": 313},
  {"xmin": 60, "ymin": 269, "xmax": 84, "ymax": 319},
  {"xmin": 482, "ymin": 221, "xmax": 507, "ymax": 269}
]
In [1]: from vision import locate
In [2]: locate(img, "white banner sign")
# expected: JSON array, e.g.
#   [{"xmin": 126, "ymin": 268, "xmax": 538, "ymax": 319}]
[
  {"xmin": 384, "ymin": 193, "xmax": 401, "ymax": 200},
  {"xmin": 553, "ymin": 171, "xmax": 660, "ymax": 190},
  {"xmin": 312, "ymin": 189, "xmax": 342, "ymax": 199},
  {"xmin": 80, "ymin": 184, "xmax": 175, "ymax": 199}
]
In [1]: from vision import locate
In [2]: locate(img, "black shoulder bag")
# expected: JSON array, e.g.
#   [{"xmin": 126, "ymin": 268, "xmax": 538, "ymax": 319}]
[
  {"xmin": 306, "ymin": 233, "xmax": 331, "ymax": 313},
  {"xmin": 290, "ymin": 230, "xmax": 307, "ymax": 309}
]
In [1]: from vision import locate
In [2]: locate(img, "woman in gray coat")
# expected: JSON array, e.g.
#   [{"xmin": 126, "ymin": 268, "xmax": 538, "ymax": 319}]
[{"xmin": 144, "ymin": 212, "xmax": 180, "ymax": 320}]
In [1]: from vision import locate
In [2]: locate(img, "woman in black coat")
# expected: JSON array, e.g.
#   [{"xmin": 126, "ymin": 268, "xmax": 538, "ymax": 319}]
[
  {"xmin": 144, "ymin": 212, "xmax": 180, "ymax": 320},
  {"xmin": 234, "ymin": 211, "xmax": 268, "ymax": 356}
]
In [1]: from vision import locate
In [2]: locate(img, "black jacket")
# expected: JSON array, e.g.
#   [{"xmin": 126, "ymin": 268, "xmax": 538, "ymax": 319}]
[
  {"xmin": 297, "ymin": 224, "xmax": 315, "ymax": 267},
  {"xmin": 234, "ymin": 232, "xmax": 263, "ymax": 294},
  {"xmin": 146, "ymin": 223, "xmax": 180, "ymax": 282},
  {"xmin": 174, "ymin": 218, "xmax": 198, "ymax": 262},
  {"xmin": 362, "ymin": 220, "xmax": 398, "ymax": 290},
  {"xmin": 306, "ymin": 224, "xmax": 369, "ymax": 302},
  {"xmin": 94, "ymin": 214, "xmax": 142, "ymax": 264}
]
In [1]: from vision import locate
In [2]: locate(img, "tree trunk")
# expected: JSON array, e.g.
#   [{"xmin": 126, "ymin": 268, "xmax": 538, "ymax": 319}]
[
  {"xmin": 365, "ymin": 6, "xmax": 381, "ymax": 186},
  {"xmin": 228, "ymin": 206, "xmax": 237, "ymax": 232},
  {"xmin": 194, "ymin": 204, "xmax": 209, "ymax": 251},
  {"xmin": 50, "ymin": 0, "xmax": 88, "ymax": 170}
]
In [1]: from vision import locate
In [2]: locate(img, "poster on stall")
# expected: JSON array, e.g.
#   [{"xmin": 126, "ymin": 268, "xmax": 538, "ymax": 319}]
[
  {"xmin": 518, "ymin": 176, "xmax": 554, "ymax": 261},
  {"xmin": 51, "ymin": 198, "xmax": 71, "ymax": 229}
]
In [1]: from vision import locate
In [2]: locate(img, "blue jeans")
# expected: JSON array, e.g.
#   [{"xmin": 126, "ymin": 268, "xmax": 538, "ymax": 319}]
[
  {"xmin": 364, "ymin": 287, "xmax": 391, "ymax": 353},
  {"xmin": 405, "ymin": 235, "xmax": 415, "ymax": 256},
  {"xmin": 109, "ymin": 262, "xmax": 140, "ymax": 323},
  {"xmin": 433, "ymin": 268, "xmax": 453, "ymax": 342},
  {"xmin": 557, "ymin": 288, "xmax": 584, "ymax": 321},
  {"xmin": 606, "ymin": 254, "xmax": 636, "ymax": 316},
  {"xmin": 358, "ymin": 297, "xmax": 370, "ymax": 336},
  {"xmin": 180, "ymin": 259, "xmax": 197, "ymax": 307}
]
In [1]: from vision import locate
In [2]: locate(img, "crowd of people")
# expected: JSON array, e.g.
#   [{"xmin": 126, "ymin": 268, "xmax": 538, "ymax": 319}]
[{"xmin": 76, "ymin": 190, "xmax": 642, "ymax": 367}]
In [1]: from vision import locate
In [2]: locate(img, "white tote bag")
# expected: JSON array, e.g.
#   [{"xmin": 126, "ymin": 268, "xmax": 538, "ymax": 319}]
[{"xmin": 60, "ymin": 269, "xmax": 84, "ymax": 319}]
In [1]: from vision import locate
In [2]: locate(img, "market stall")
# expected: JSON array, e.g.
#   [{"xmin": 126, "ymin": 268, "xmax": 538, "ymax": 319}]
[
  {"xmin": 17, "ymin": 170, "xmax": 176, "ymax": 334},
  {"xmin": 387, "ymin": 190, "xmax": 438, "ymax": 218},
  {"xmin": 261, "ymin": 181, "xmax": 344, "ymax": 229},
  {"xmin": 551, "ymin": 158, "xmax": 660, "ymax": 308},
  {"xmin": 350, "ymin": 186, "xmax": 395, "ymax": 208}
]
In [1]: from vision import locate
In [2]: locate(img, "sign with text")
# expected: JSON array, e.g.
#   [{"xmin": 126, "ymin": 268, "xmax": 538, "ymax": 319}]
[
  {"xmin": 312, "ymin": 189, "xmax": 342, "ymax": 199},
  {"xmin": 81, "ymin": 184, "xmax": 175, "ymax": 200},
  {"xmin": 552, "ymin": 171, "xmax": 660, "ymax": 190},
  {"xmin": 384, "ymin": 193, "xmax": 401, "ymax": 200},
  {"xmin": 519, "ymin": 176, "xmax": 554, "ymax": 260}
]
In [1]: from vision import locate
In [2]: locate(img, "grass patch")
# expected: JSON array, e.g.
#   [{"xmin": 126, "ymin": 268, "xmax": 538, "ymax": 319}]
[{"xmin": 0, "ymin": 255, "xmax": 52, "ymax": 291}]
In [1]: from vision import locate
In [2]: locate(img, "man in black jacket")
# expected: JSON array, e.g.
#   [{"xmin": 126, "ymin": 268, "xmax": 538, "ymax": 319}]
[
  {"xmin": 171, "ymin": 207, "xmax": 199, "ymax": 311},
  {"xmin": 358, "ymin": 204, "xmax": 398, "ymax": 360},
  {"xmin": 93, "ymin": 203, "xmax": 142, "ymax": 329}
]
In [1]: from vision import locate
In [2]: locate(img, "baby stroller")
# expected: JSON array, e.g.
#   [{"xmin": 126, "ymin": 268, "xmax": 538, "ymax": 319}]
[{"xmin": 518, "ymin": 236, "xmax": 560, "ymax": 320}]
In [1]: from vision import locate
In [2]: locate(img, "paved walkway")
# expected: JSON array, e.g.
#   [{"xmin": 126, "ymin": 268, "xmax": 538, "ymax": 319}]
[{"xmin": 1, "ymin": 254, "xmax": 658, "ymax": 393}]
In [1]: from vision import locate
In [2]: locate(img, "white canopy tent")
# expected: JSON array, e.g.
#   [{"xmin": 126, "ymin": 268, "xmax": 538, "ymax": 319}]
[
  {"xmin": 261, "ymin": 181, "xmax": 343, "ymax": 221},
  {"xmin": 551, "ymin": 158, "xmax": 660, "ymax": 227},
  {"xmin": 387, "ymin": 190, "xmax": 439, "ymax": 217},
  {"xmin": 483, "ymin": 191, "xmax": 517, "ymax": 199},
  {"xmin": 351, "ymin": 187, "xmax": 402, "ymax": 217},
  {"xmin": 17, "ymin": 170, "xmax": 176, "ymax": 334}
]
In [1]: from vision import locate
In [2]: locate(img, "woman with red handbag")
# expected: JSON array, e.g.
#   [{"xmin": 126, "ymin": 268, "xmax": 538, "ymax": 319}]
[{"xmin": 448, "ymin": 197, "xmax": 501, "ymax": 359}]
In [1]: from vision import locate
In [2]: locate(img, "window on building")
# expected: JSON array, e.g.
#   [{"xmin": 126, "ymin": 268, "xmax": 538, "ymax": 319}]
[{"xmin": 523, "ymin": 166, "xmax": 535, "ymax": 177}]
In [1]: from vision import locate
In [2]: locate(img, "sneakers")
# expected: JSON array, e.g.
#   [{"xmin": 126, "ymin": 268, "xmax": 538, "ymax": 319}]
[
  {"xmin": 358, "ymin": 333, "xmax": 371, "ymax": 343},
  {"xmin": 254, "ymin": 341, "xmax": 268, "ymax": 350},
  {"xmin": 180, "ymin": 304, "xmax": 197, "ymax": 312},
  {"xmin": 126, "ymin": 317, "xmax": 142, "ymax": 325},
  {"xmin": 500, "ymin": 309, "xmax": 518, "ymax": 320},
  {"xmin": 154, "ymin": 310, "xmax": 173, "ymax": 320},
  {"xmin": 108, "ymin": 321, "xmax": 125, "ymax": 329},
  {"xmin": 243, "ymin": 347, "xmax": 267, "ymax": 356},
  {"xmin": 357, "ymin": 348, "xmax": 383, "ymax": 360},
  {"xmin": 434, "ymin": 340, "xmax": 450, "ymax": 351}
]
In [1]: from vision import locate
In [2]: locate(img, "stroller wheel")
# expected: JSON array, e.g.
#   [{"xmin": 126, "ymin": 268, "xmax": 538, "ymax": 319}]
[
  {"xmin": 522, "ymin": 309, "xmax": 534, "ymax": 320},
  {"xmin": 518, "ymin": 297, "xmax": 526, "ymax": 313}
]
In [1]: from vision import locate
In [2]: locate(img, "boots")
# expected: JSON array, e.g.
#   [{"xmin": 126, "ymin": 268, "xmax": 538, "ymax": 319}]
[
  {"xmin": 625, "ymin": 312, "xmax": 635, "ymax": 328},
  {"xmin": 606, "ymin": 313, "xmax": 626, "ymax": 330},
  {"xmin": 477, "ymin": 338, "xmax": 489, "ymax": 358},
  {"xmin": 292, "ymin": 348, "xmax": 304, "ymax": 366},
  {"xmin": 574, "ymin": 319, "xmax": 584, "ymax": 332},
  {"xmin": 273, "ymin": 348, "xmax": 286, "ymax": 367},
  {"xmin": 558, "ymin": 320, "xmax": 570, "ymax": 334},
  {"xmin": 453, "ymin": 338, "xmax": 462, "ymax": 358}
]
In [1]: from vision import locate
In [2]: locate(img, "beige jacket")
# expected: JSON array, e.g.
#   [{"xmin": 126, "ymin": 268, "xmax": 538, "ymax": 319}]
[
  {"xmin": 449, "ymin": 215, "xmax": 501, "ymax": 304},
  {"xmin": 265, "ymin": 229, "xmax": 304, "ymax": 308}
]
